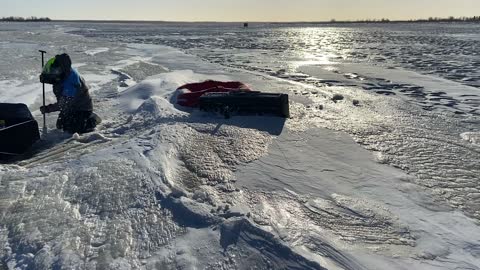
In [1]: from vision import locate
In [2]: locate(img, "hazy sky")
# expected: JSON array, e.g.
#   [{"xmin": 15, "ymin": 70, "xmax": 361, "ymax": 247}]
[{"xmin": 1, "ymin": 0, "xmax": 479, "ymax": 21}]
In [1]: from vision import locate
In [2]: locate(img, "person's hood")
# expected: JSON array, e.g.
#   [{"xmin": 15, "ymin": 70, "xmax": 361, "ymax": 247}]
[{"xmin": 40, "ymin": 53, "xmax": 73, "ymax": 84}]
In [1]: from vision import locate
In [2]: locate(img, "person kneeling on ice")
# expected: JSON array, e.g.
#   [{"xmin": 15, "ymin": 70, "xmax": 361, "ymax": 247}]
[{"xmin": 40, "ymin": 53, "xmax": 101, "ymax": 134}]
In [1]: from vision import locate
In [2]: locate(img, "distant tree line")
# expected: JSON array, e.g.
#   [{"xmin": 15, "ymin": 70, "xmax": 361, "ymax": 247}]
[
  {"xmin": 330, "ymin": 16, "xmax": 480, "ymax": 24},
  {"xmin": 424, "ymin": 16, "xmax": 480, "ymax": 22},
  {"xmin": 0, "ymin": 16, "xmax": 51, "ymax": 22},
  {"xmin": 330, "ymin": 18, "xmax": 392, "ymax": 23}
]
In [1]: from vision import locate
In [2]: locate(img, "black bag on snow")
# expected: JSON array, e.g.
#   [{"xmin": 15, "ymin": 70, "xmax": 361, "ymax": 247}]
[{"xmin": 0, "ymin": 103, "xmax": 40, "ymax": 158}]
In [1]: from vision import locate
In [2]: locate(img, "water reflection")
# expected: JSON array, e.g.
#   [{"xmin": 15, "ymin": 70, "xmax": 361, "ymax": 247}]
[{"xmin": 70, "ymin": 23, "xmax": 480, "ymax": 89}]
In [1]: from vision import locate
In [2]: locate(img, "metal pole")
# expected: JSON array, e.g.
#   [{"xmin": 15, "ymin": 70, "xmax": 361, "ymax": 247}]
[{"xmin": 39, "ymin": 50, "xmax": 47, "ymax": 136}]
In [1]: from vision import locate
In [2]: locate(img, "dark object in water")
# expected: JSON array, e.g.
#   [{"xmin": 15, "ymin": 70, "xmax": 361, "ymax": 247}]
[
  {"xmin": 199, "ymin": 91, "xmax": 290, "ymax": 119},
  {"xmin": 0, "ymin": 103, "xmax": 40, "ymax": 159},
  {"xmin": 244, "ymin": 22, "xmax": 249, "ymax": 28},
  {"xmin": 332, "ymin": 94, "xmax": 344, "ymax": 102},
  {"xmin": 376, "ymin": 90, "xmax": 396, "ymax": 96}
]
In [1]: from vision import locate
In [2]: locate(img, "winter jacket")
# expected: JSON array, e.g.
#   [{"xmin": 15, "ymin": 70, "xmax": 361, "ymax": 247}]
[{"xmin": 52, "ymin": 68, "xmax": 93, "ymax": 113}]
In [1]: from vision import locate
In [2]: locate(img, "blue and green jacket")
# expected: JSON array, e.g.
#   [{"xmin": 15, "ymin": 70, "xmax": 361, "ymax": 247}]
[{"xmin": 53, "ymin": 69, "xmax": 93, "ymax": 113}]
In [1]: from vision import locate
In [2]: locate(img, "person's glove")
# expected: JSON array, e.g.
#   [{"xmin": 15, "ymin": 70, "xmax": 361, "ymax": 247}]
[{"xmin": 40, "ymin": 104, "xmax": 59, "ymax": 114}]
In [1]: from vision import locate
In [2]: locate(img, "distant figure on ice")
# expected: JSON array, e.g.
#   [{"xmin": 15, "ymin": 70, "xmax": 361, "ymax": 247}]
[{"xmin": 40, "ymin": 53, "xmax": 101, "ymax": 134}]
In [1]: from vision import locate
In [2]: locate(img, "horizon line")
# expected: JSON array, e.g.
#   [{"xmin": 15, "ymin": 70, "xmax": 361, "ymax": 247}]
[
  {"xmin": 2, "ymin": 15, "xmax": 479, "ymax": 24},
  {"xmin": 42, "ymin": 17, "xmax": 480, "ymax": 24}
]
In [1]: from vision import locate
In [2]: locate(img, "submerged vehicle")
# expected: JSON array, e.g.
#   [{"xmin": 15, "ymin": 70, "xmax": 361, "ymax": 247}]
[
  {"xmin": 0, "ymin": 103, "xmax": 40, "ymax": 159},
  {"xmin": 176, "ymin": 80, "xmax": 289, "ymax": 118}
]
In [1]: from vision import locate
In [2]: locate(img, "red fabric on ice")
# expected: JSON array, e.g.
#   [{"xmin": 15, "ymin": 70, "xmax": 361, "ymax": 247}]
[{"xmin": 176, "ymin": 80, "xmax": 251, "ymax": 107}]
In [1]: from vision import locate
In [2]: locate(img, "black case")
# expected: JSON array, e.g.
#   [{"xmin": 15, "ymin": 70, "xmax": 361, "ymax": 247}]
[{"xmin": 0, "ymin": 103, "xmax": 40, "ymax": 158}]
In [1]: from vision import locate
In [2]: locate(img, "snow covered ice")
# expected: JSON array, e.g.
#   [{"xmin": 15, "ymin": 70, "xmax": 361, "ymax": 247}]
[{"xmin": 1, "ymin": 22, "xmax": 480, "ymax": 269}]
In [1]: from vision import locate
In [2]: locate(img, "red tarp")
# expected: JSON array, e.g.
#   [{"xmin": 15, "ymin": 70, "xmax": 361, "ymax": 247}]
[{"xmin": 176, "ymin": 80, "xmax": 251, "ymax": 107}]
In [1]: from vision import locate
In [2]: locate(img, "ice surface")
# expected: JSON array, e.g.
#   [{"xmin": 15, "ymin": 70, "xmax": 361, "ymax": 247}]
[
  {"xmin": 0, "ymin": 80, "xmax": 40, "ymax": 106},
  {"xmin": 1, "ymin": 22, "xmax": 479, "ymax": 270},
  {"xmin": 237, "ymin": 128, "xmax": 480, "ymax": 269}
]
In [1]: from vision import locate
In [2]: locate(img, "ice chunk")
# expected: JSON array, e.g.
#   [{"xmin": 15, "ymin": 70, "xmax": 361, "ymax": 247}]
[{"xmin": 461, "ymin": 132, "xmax": 480, "ymax": 145}]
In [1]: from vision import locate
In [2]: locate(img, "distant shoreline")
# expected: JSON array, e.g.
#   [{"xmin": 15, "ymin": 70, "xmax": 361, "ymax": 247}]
[
  {"xmin": 0, "ymin": 16, "xmax": 51, "ymax": 22},
  {"xmin": 2, "ymin": 16, "xmax": 479, "ymax": 24}
]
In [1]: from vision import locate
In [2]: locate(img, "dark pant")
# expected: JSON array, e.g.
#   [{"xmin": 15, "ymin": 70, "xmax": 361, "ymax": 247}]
[{"xmin": 57, "ymin": 111, "xmax": 100, "ymax": 134}]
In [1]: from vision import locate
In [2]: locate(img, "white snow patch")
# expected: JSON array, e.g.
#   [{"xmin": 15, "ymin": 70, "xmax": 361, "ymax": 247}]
[
  {"xmin": 300, "ymin": 63, "xmax": 480, "ymax": 102},
  {"xmin": 2, "ymin": 23, "xmax": 480, "ymax": 270},
  {"xmin": 72, "ymin": 63, "xmax": 87, "ymax": 69},
  {"xmin": 110, "ymin": 56, "xmax": 152, "ymax": 69},
  {"xmin": 85, "ymin": 47, "xmax": 110, "ymax": 56},
  {"xmin": 0, "ymin": 80, "xmax": 41, "ymax": 106},
  {"xmin": 82, "ymin": 73, "xmax": 117, "ymax": 93},
  {"xmin": 237, "ymin": 128, "xmax": 480, "ymax": 269},
  {"xmin": 120, "ymin": 69, "xmax": 231, "ymax": 112},
  {"xmin": 72, "ymin": 132, "xmax": 111, "ymax": 143}
]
